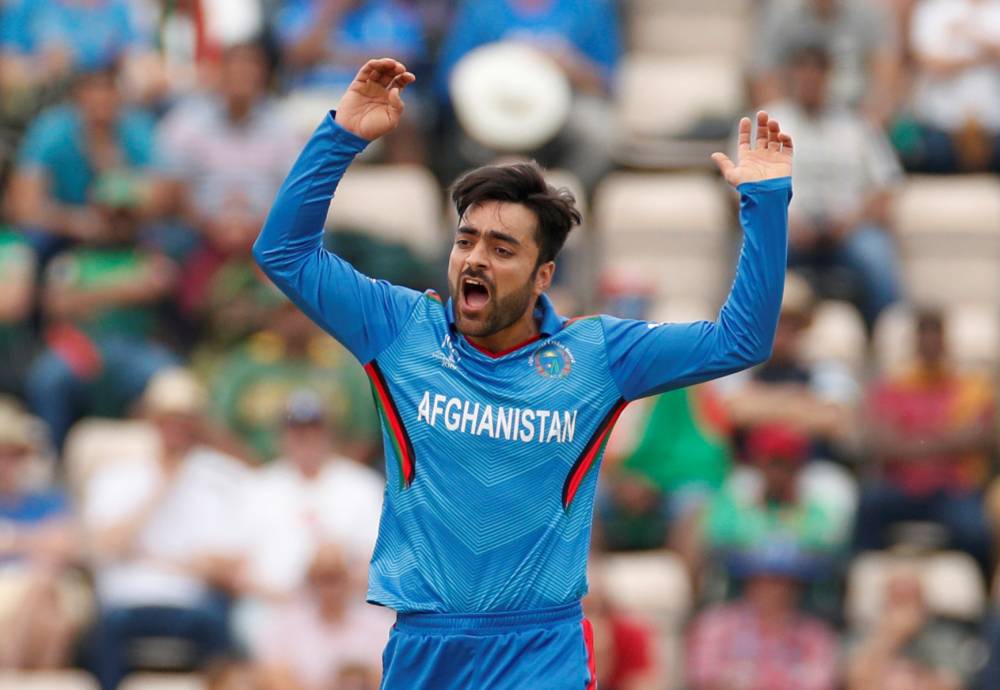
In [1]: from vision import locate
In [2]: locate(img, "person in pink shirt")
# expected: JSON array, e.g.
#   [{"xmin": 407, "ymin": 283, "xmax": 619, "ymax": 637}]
[
  {"xmin": 255, "ymin": 542, "xmax": 393, "ymax": 690},
  {"xmin": 686, "ymin": 542, "xmax": 839, "ymax": 690}
]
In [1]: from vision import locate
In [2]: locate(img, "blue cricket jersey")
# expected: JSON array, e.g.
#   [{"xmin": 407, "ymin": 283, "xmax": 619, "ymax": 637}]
[{"xmin": 254, "ymin": 113, "xmax": 791, "ymax": 613}]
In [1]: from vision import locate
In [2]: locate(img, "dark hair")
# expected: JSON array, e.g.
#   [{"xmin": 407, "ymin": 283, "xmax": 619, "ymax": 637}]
[
  {"xmin": 450, "ymin": 162, "xmax": 581, "ymax": 265},
  {"xmin": 915, "ymin": 307, "xmax": 945, "ymax": 335},
  {"xmin": 786, "ymin": 40, "xmax": 833, "ymax": 71}
]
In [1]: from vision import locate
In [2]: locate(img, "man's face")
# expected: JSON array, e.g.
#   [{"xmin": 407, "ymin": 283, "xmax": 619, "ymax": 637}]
[
  {"xmin": 221, "ymin": 45, "xmax": 268, "ymax": 106},
  {"xmin": 282, "ymin": 422, "xmax": 330, "ymax": 471},
  {"xmin": 76, "ymin": 73, "xmax": 120, "ymax": 129},
  {"xmin": 448, "ymin": 201, "xmax": 553, "ymax": 338},
  {"xmin": 790, "ymin": 58, "xmax": 830, "ymax": 111},
  {"xmin": 916, "ymin": 322, "xmax": 946, "ymax": 367}
]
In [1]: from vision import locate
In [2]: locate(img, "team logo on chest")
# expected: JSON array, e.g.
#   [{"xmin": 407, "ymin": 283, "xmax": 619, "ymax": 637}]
[{"xmin": 531, "ymin": 341, "xmax": 574, "ymax": 379}]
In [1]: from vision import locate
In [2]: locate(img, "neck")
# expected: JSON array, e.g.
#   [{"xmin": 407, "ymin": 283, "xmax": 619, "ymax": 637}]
[{"xmin": 465, "ymin": 304, "xmax": 542, "ymax": 355}]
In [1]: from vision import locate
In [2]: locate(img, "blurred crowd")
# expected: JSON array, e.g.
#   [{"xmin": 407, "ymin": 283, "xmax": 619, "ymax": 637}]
[{"xmin": 1, "ymin": 0, "xmax": 1000, "ymax": 689}]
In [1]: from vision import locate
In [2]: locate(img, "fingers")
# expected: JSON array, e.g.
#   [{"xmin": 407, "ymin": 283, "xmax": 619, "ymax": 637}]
[
  {"xmin": 388, "ymin": 72, "xmax": 416, "ymax": 111},
  {"xmin": 388, "ymin": 71, "xmax": 416, "ymax": 92},
  {"xmin": 779, "ymin": 131, "xmax": 794, "ymax": 154},
  {"xmin": 767, "ymin": 117, "xmax": 782, "ymax": 152},
  {"xmin": 711, "ymin": 152, "xmax": 736, "ymax": 179},
  {"xmin": 755, "ymin": 111, "xmax": 769, "ymax": 150},
  {"xmin": 737, "ymin": 116, "xmax": 752, "ymax": 152},
  {"xmin": 355, "ymin": 57, "xmax": 407, "ymax": 87}
]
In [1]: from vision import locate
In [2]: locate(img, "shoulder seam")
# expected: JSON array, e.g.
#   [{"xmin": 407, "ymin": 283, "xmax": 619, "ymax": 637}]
[
  {"xmin": 364, "ymin": 288, "xmax": 434, "ymax": 366},
  {"xmin": 597, "ymin": 315, "xmax": 631, "ymax": 402}
]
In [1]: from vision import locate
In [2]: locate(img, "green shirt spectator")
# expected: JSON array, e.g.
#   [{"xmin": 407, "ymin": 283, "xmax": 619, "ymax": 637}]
[
  {"xmin": 209, "ymin": 307, "xmax": 379, "ymax": 462},
  {"xmin": 622, "ymin": 385, "xmax": 732, "ymax": 496}
]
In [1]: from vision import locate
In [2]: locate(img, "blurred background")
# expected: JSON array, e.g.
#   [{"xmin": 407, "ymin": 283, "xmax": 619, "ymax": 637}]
[{"xmin": 1, "ymin": 0, "xmax": 1000, "ymax": 689}]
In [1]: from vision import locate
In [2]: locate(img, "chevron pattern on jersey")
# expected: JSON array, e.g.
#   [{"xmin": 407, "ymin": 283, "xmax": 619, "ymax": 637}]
[{"xmin": 367, "ymin": 297, "xmax": 623, "ymax": 612}]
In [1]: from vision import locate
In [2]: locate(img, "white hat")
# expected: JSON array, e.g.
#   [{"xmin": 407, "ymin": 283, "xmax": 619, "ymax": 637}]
[
  {"xmin": 143, "ymin": 368, "xmax": 208, "ymax": 416},
  {"xmin": 450, "ymin": 41, "xmax": 572, "ymax": 152}
]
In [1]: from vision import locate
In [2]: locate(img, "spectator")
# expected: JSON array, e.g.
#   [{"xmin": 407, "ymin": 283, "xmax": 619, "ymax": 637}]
[
  {"xmin": 436, "ymin": 0, "xmax": 620, "ymax": 188},
  {"xmin": 6, "ymin": 65, "xmax": 165, "ymax": 262},
  {"xmin": 761, "ymin": 42, "xmax": 904, "ymax": 326},
  {"xmin": 750, "ymin": 0, "xmax": 902, "ymax": 121},
  {"xmin": 897, "ymin": 0, "xmax": 1000, "ymax": 173},
  {"xmin": 582, "ymin": 568, "xmax": 663, "ymax": 690},
  {"xmin": 847, "ymin": 568, "xmax": 985, "ymax": 690},
  {"xmin": 702, "ymin": 424, "xmax": 845, "ymax": 559},
  {"xmin": 82, "ymin": 368, "xmax": 250, "ymax": 690},
  {"xmin": 0, "ymin": 402, "xmax": 90, "ymax": 669},
  {"xmin": 277, "ymin": 0, "xmax": 426, "ymax": 94},
  {"xmin": 275, "ymin": 0, "xmax": 427, "ymax": 162},
  {"xmin": 255, "ymin": 543, "xmax": 392, "ymax": 690},
  {"xmin": 25, "ymin": 188, "xmax": 179, "ymax": 450},
  {"xmin": 156, "ymin": 39, "xmax": 300, "ymax": 265},
  {"xmin": 0, "ymin": 227, "xmax": 37, "ymax": 398},
  {"xmin": 208, "ymin": 301, "xmax": 377, "ymax": 463},
  {"xmin": 718, "ymin": 273, "xmax": 859, "ymax": 458},
  {"xmin": 855, "ymin": 309, "xmax": 995, "ymax": 572},
  {"xmin": 240, "ymin": 390, "xmax": 384, "ymax": 601},
  {"xmin": 686, "ymin": 542, "xmax": 839, "ymax": 690},
  {"xmin": 0, "ymin": 0, "xmax": 154, "ymax": 93}
]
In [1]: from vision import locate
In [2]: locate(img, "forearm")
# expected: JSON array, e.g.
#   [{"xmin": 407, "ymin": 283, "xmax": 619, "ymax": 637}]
[
  {"xmin": 714, "ymin": 178, "xmax": 791, "ymax": 366},
  {"xmin": 253, "ymin": 112, "xmax": 366, "ymax": 278}
]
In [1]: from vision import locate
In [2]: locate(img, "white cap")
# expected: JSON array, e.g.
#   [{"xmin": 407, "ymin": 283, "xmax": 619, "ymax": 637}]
[{"xmin": 450, "ymin": 41, "xmax": 572, "ymax": 152}]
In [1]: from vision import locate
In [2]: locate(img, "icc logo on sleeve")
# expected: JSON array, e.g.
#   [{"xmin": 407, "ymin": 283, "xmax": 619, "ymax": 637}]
[{"xmin": 532, "ymin": 341, "xmax": 574, "ymax": 379}]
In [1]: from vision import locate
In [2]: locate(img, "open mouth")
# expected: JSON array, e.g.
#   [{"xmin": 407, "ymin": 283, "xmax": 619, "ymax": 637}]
[{"xmin": 461, "ymin": 276, "xmax": 491, "ymax": 311}]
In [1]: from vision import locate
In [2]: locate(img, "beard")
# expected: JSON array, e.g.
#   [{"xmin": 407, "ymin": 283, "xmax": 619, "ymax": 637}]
[{"xmin": 451, "ymin": 271, "xmax": 536, "ymax": 338}]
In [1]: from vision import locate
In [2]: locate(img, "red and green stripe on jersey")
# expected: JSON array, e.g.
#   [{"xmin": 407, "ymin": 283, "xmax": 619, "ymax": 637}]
[
  {"xmin": 365, "ymin": 360, "xmax": 416, "ymax": 489},
  {"xmin": 562, "ymin": 399, "xmax": 628, "ymax": 512}
]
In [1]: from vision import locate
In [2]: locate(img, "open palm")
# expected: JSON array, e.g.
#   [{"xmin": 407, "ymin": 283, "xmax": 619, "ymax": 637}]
[
  {"xmin": 712, "ymin": 111, "xmax": 793, "ymax": 188},
  {"xmin": 335, "ymin": 58, "xmax": 416, "ymax": 141}
]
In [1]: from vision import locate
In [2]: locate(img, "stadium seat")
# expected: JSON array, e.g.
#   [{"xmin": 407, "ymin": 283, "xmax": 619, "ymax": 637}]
[
  {"xmin": 800, "ymin": 299, "xmax": 868, "ymax": 374},
  {"xmin": 599, "ymin": 550, "xmax": 692, "ymax": 621},
  {"xmin": 873, "ymin": 303, "xmax": 1000, "ymax": 375},
  {"xmin": 617, "ymin": 54, "xmax": 743, "ymax": 142},
  {"xmin": 118, "ymin": 673, "xmax": 206, "ymax": 690},
  {"xmin": 627, "ymin": 8, "xmax": 750, "ymax": 59},
  {"xmin": 0, "ymin": 671, "xmax": 98, "ymax": 690},
  {"xmin": 593, "ymin": 173, "xmax": 732, "ymax": 305},
  {"xmin": 893, "ymin": 176, "xmax": 1000, "ymax": 308},
  {"xmin": 63, "ymin": 418, "xmax": 159, "ymax": 500},
  {"xmin": 846, "ymin": 551, "xmax": 987, "ymax": 628},
  {"xmin": 326, "ymin": 164, "xmax": 445, "ymax": 258}
]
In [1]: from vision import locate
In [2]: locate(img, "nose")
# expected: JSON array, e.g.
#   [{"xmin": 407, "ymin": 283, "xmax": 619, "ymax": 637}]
[{"xmin": 464, "ymin": 240, "xmax": 489, "ymax": 271}]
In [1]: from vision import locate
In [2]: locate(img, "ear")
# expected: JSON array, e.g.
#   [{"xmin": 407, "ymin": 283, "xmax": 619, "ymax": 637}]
[{"xmin": 534, "ymin": 261, "xmax": 555, "ymax": 296}]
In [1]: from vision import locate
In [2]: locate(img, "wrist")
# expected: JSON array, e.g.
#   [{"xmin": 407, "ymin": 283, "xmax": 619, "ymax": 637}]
[{"xmin": 328, "ymin": 111, "xmax": 372, "ymax": 149}]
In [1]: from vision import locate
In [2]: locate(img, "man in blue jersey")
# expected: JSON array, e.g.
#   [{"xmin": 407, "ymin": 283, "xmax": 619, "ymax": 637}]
[{"xmin": 254, "ymin": 57, "xmax": 794, "ymax": 690}]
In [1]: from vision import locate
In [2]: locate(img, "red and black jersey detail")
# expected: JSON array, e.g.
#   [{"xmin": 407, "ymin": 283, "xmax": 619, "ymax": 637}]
[
  {"xmin": 562, "ymin": 398, "xmax": 628, "ymax": 511},
  {"xmin": 365, "ymin": 360, "xmax": 416, "ymax": 488}
]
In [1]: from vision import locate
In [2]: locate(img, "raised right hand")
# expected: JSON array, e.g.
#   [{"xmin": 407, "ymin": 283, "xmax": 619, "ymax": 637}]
[{"xmin": 335, "ymin": 57, "xmax": 416, "ymax": 141}]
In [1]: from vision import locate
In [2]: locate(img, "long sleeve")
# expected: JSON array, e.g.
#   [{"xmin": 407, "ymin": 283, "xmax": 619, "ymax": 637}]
[
  {"xmin": 253, "ymin": 112, "xmax": 422, "ymax": 365},
  {"xmin": 602, "ymin": 176, "xmax": 791, "ymax": 401}
]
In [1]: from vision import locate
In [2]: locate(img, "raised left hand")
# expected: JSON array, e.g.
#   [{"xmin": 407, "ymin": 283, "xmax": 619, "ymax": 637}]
[{"xmin": 712, "ymin": 111, "xmax": 793, "ymax": 187}]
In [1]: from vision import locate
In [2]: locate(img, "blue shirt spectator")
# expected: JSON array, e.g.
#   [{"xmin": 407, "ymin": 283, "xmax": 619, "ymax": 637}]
[
  {"xmin": 17, "ymin": 104, "xmax": 157, "ymax": 207},
  {"xmin": 436, "ymin": 0, "xmax": 621, "ymax": 98},
  {"xmin": 0, "ymin": 0, "xmax": 149, "ymax": 71},
  {"xmin": 277, "ymin": 0, "xmax": 426, "ymax": 92}
]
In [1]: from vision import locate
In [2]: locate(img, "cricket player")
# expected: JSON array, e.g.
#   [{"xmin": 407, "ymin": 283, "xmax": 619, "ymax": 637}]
[{"xmin": 254, "ymin": 57, "xmax": 793, "ymax": 689}]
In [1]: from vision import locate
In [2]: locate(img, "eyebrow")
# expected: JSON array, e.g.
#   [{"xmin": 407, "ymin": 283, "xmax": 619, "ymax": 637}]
[{"xmin": 457, "ymin": 226, "xmax": 523, "ymax": 247}]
